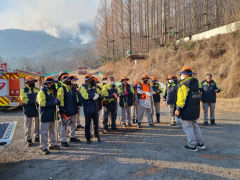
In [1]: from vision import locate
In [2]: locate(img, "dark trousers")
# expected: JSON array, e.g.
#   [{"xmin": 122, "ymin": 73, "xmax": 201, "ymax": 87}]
[
  {"xmin": 85, "ymin": 112, "xmax": 99, "ymax": 141},
  {"xmin": 103, "ymin": 107, "xmax": 117, "ymax": 130}
]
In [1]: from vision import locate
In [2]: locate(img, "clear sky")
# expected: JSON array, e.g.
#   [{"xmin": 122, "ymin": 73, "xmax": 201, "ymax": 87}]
[{"xmin": 0, "ymin": 0, "xmax": 100, "ymax": 38}]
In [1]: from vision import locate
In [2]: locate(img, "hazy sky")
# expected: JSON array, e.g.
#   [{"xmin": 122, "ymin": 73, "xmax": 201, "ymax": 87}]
[{"xmin": 0, "ymin": 0, "xmax": 100, "ymax": 41}]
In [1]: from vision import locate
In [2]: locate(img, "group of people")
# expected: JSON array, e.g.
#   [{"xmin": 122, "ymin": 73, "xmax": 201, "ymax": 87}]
[{"xmin": 20, "ymin": 66, "xmax": 221, "ymax": 154}]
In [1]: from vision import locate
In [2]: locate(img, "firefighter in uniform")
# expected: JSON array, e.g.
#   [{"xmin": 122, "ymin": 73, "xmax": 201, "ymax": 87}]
[
  {"xmin": 80, "ymin": 74, "xmax": 101, "ymax": 144},
  {"xmin": 99, "ymin": 75, "xmax": 108, "ymax": 126},
  {"xmin": 137, "ymin": 75, "xmax": 154, "ymax": 128},
  {"xmin": 20, "ymin": 76, "xmax": 40, "ymax": 147},
  {"xmin": 72, "ymin": 75, "xmax": 84, "ymax": 130},
  {"xmin": 57, "ymin": 74, "xmax": 81, "ymax": 147},
  {"xmin": 131, "ymin": 80, "xmax": 140, "ymax": 124},
  {"xmin": 150, "ymin": 76, "xmax": 162, "ymax": 123},
  {"xmin": 38, "ymin": 77, "xmax": 60, "ymax": 155},
  {"xmin": 175, "ymin": 67, "xmax": 206, "ymax": 151},
  {"xmin": 101, "ymin": 76, "xmax": 118, "ymax": 132},
  {"xmin": 118, "ymin": 76, "xmax": 135, "ymax": 127},
  {"xmin": 163, "ymin": 75, "xmax": 181, "ymax": 127}
]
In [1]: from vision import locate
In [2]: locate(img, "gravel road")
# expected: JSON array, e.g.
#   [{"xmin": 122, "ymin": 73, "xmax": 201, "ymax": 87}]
[{"xmin": 0, "ymin": 106, "xmax": 239, "ymax": 180}]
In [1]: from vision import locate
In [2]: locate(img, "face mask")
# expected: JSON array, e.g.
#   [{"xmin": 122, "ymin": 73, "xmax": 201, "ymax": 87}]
[
  {"xmin": 110, "ymin": 82, "xmax": 115, "ymax": 86},
  {"xmin": 169, "ymin": 80, "xmax": 173, "ymax": 84},
  {"xmin": 29, "ymin": 83, "xmax": 35, "ymax": 88},
  {"xmin": 50, "ymin": 84, "xmax": 56, "ymax": 90},
  {"xmin": 143, "ymin": 80, "xmax": 148, "ymax": 84},
  {"xmin": 90, "ymin": 80, "xmax": 96, "ymax": 86},
  {"xmin": 180, "ymin": 74, "xmax": 185, "ymax": 80}
]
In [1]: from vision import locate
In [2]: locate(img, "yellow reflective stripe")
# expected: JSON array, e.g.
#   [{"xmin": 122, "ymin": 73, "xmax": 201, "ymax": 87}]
[
  {"xmin": 20, "ymin": 89, "xmax": 29, "ymax": 104},
  {"xmin": 158, "ymin": 84, "xmax": 162, "ymax": 92},
  {"xmin": 176, "ymin": 84, "xmax": 190, "ymax": 108},
  {"xmin": 37, "ymin": 90, "xmax": 47, "ymax": 107},
  {"xmin": 80, "ymin": 86, "xmax": 89, "ymax": 100},
  {"xmin": 57, "ymin": 87, "xmax": 64, "ymax": 106},
  {"xmin": 163, "ymin": 86, "xmax": 167, "ymax": 97}
]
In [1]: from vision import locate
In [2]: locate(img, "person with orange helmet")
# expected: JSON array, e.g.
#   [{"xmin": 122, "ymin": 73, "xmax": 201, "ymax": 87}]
[
  {"xmin": 163, "ymin": 75, "xmax": 180, "ymax": 127},
  {"xmin": 20, "ymin": 76, "xmax": 40, "ymax": 147},
  {"xmin": 100, "ymin": 75, "xmax": 108, "ymax": 89},
  {"xmin": 137, "ymin": 75, "xmax": 154, "ymax": 128},
  {"xmin": 57, "ymin": 74, "xmax": 81, "ymax": 147},
  {"xmin": 131, "ymin": 80, "xmax": 140, "ymax": 124},
  {"xmin": 150, "ymin": 76, "xmax": 162, "ymax": 123},
  {"xmin": 71, "ymin": 75, "xmax": 84, "ymax": 131},
  {"xmin": 37, "ymin": 76, "xmax": 60, "ymax": 155},
  {"xmin": 101, "ymin": 76, "xmax": 119, "ymax": 132},
  {"xmin": 175, "ymin": 66, "xmax": 206, "ymax": 151},
  {"xmin": 99, "ymin": 75, "xmax": 108, "ymax": 125},
  {"xmin": 80, "ymin": 74, "xmax": 101, "ymax": 144},
  {"xmin": 118, "ymin": 76, "xmax": 135, "ymax": 127}
]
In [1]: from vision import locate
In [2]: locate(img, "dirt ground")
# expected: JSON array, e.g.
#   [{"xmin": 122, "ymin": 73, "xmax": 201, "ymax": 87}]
[{"xmin": 0, "ymin": 105, "xmax": 240, "ymax": 180}]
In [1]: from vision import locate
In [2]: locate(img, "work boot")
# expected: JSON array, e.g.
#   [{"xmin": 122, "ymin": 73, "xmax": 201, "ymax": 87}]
[
  {"xmin": 97, "ymin": 137, "xmax": 101, "ymax": 143},
  {"xmin": 170, "ymin": 121, "xmax": 177, "ymax": 126},
  {"xmin": 184, "ymin": 145, "xmax": 198, "ymax": 152},
  {"xmin": 61, "ymin": 141, "xmax": 70, "ymax": 147},
  {"xmin": 203, "ymin": 122, "xmax": 208, "ymax": 126},
  {"xmin": 26, "ymin": 139, "xmax": 32, "ymax": 147},
  {"xmin": 34, "ymin": 137, "xmax": 39, "ymax": 143},
  {"xmin": 49, "ymin": 145, "xmax": 61, "ymax": 150},
  {"xmin": 196, "ymin": 143, "xmax": 207, "ymax": 150},
  {"xmin": 137, "ymin": 122, "xmax": 142, "ymax": 128},
  {"xmin": 76, "ymin": 125, "xmax": 84, "ymax": 131},
  {"xmin": 211, "ymin": 120, "xmax": 216, "ymax": 126},
  {"xmin": 149, "ymin": 124, "xmax": 155, "ymax": 127},
  {"xmin": 122, "ymin": 123, "xmax": 127, "ymax": 127},
  {"xmin": 128, "ymin": 123, "xmax": 132, "ymax": 127},
  {"xmin": 136, "ymin": 119, "xmax": 138, "ymax": 123},
  {"xmin": 156, "ymin": 113, "xmax": 160, "ymax": 123},
  {"xmin": 133, "ymin": 119, "xmax": 136, "ymax": 123},
  {"xmin": 69, "ymin": 137, "xmax": 81, "ymax": 143},
  {"xmin": 40, "ymin": 148, "xmax": 49, "ymax": 155},
  {"xmin": 111, "ymin": 127, "xmax": 118, "ymax": 131}
]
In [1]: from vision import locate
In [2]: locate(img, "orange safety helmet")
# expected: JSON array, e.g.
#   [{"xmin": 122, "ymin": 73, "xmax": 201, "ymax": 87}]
[
  {"xmin": 58, "ymin": 72, "xmax": 69, "ymax": 81},
  {"xmin": 94, "ymin": 77, "xmax": 100, "ymax": 83},
  {"xmin": 151, "ymin": 76, "xmax": 157, "ymax": 81},
  {"xmin": 181, "ymin": 66, "xmax": 192, "ymax": 71},
  {"xmin": 43, "ymin": 76, "xmax": 56, "ymax": 84},
  {"xmin": 141, "ymin": 74, "xmax": 150, "ymax": 80},
  {"xmin": 85, "ymin": 74, "xmax": 94, "ymax": 82},
  {"xmin": 179, "ymin": 66, "xmax": 194, "ymax": 75},
  {"xmin": 61, "ymin": 74, "xmax": 71, "ymax": 82},
  {"xmin": 102, "ymin": 75, "xmax": 108, "ymax": 80},
  {"xmin": 167, "ymin": 75, "xmax": 174, "ymax": 80},
  {"xmin": 121, "ymin": 76, "xmax": 129, "ymax": 82},
  {"xmin": 25, "ymin": 76, "xmax": 37, "ymax": 83}
]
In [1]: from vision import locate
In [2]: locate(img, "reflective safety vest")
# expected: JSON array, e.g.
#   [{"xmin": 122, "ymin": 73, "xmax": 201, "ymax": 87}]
[
  {"xmin": 20, "ymin": 86, "xmax": 39, "ymax": 117},
  {"xmin": 38, "ymin": 87, "xmax": 56, "ymax": 122},
  {"xmin": 139, "ymin": 83, "xmax": 150, "ymax": 100}
]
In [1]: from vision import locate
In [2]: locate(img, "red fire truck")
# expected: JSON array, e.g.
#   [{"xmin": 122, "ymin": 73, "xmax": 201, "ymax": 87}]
[{"xmin": 0, "ymin": 63, "xmax": 42, "ymax": 107}]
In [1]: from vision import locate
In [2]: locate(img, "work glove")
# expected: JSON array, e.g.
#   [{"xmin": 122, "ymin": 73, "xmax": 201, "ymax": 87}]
[
  {"xmin": 93, "ymin": 93, "xmax": 99, "ymax": 100},
  {"xmin": 145, "ymin": 92, "xmax": 151, "ymax": 96}
]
